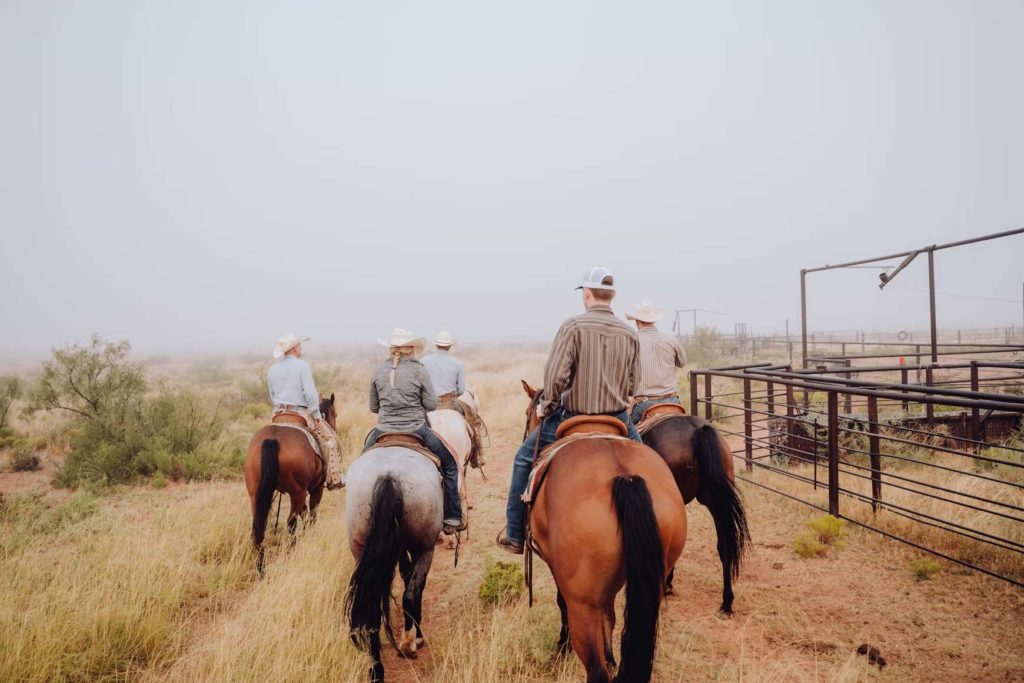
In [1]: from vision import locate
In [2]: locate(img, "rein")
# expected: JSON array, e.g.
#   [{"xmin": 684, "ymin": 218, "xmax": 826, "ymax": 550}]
[{"xmin": 524, "ymin": 398, "xmax": 545, "ymax": 607}]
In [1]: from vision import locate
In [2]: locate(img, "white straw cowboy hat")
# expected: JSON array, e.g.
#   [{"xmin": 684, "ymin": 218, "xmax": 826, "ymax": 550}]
[
  {"xmin": 626, "ymin": 302, "xmax": 664, "ymax": 323},
  {"xmin": 435, "ymin": 330, "xmax": 455, "ymax": 347},
  {"xmin": 574, "ymin": 265, "xmax": 615, "ymax": 291},
  {"xmin": 273, "ymin": 332, "xmax": 309, "ymax": 359},
  {"xmin": 378, "ymin": 328, "xmax": 426, "ymax": 354}
]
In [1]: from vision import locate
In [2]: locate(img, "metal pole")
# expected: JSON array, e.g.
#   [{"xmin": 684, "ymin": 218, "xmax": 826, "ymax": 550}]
[
  {"xmin": 928, "ymin": 249, "xmax": 938, "ymax": 363},
  {"xmin": 867, "ymin": 395, "xmax": 881, "ymax": 513},
  {"xmin": 800, "ymin": 270, "xmax": 808, "ymax": 369},
  {"xmin": 827, "ymin": 391, "xmax": 840, "ymax": 516},
  {"xmin": 689, "ymin": 372, "xmax": 698, "ymax": 416},
  {"xmin": 704, "ymin": 374, "xmax": 712, "ymax": 421},
  {"xmin": 743, "ymin": 377, "xmax": 753, "ymax": 473}
]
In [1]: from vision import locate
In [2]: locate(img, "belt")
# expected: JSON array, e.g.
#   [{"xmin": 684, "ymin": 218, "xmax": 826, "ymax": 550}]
[
  {"xmin": 274, "ymin": 404, "xmax": 307, "ymax": 412},
  {"xmin": 634, "ymin": 393, "xmax": 679, "ymax": 402}
]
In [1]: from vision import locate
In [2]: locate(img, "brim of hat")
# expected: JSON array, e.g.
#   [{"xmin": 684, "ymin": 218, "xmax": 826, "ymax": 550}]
[
  {"xmin": 575, "ymin": 284, "xmax": 616, "ymax": 291},
  {"xmin": 435, "ymin": 341, "xmax": 455, "ymax": 347},
  {"xmin": 273, "ymin": 337, "xmax": 309, "ymax": 359},
  {"xmin": 626, "ymin": 312, "xmax": 664, "ymax": 322},
  {"xmin": 379, "ymin": 338, "xmax": 427, "ymax": 352}
]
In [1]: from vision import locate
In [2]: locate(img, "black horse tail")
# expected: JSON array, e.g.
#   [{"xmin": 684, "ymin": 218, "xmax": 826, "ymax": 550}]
[
  {"xmin": 252, "ymin": 438, "xmax": 280, "ymax": 549},
  {"xmin": 612, "ymin": 475, "xmax": 665, "ymax": 683},
  {"xmin": 693, "ymin": 423, "xmax": 749, "ymax": 579},
  {"xmin": 345, "ymin": 475, "xmax": 405, "ymax": 651}
]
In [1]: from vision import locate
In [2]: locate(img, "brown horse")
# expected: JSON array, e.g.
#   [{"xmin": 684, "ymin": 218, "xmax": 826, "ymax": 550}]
[
  {"xmin": 641, "ymin": 413, "xmax": 749, "ymax": 615},
  {"xmin": 521, "ymin": 388, "xmax": 686, "ymax": 682},
  {"xmin": 245, "ymin": 394, "xmax": 337, "ymax": 574}
]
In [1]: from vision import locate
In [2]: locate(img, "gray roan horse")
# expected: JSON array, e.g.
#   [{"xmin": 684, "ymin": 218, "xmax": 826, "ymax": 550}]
[{"xmin": 344, "ymin": 443, "xmax": 447, "ymax": 683}]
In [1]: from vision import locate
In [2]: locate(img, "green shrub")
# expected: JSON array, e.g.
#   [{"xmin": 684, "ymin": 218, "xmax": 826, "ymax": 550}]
[
  {"xmin": 684, "ymin": 327, "xmax": 724, "ymax": 368},
  {"xmin": 0, "ymin": 375, "xmax": 21, "ymax": 431},
  {"xmin": 9, "ymin": 448, "xmax": 41, "ymax": 472},
  {"xmin": 151, "ymin": 471, "xmax": 168, "ymax": 489},
  {"xmin": 795, "ymin": 515, "xmax": 847, "ymax": 559},
  {"xmin": 910, "ymin": 557, "xmax": 942, "ymax": 581},
  {"xmin": 794, "ymin": 532, "xmax": 827, "ymax": 558},
  {"xmin": 479, "ymin": 560, "xmax": 524, "ymax": 605}
]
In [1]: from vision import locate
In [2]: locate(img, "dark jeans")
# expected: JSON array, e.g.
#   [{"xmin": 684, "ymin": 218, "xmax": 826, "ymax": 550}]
[
  {"xmin": 629, "ymin": 395, "xmax": 682, "ymax": 424},
  {"xmin": 366, "ymin": 425, "xmax": 462, "ymax": 523},
  {"xmin": 504, "ymin": 409, "xmax": 641, "ymax": 544}
]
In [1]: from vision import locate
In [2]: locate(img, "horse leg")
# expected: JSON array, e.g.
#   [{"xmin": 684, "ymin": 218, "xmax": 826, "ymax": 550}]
[
  {"xmin": 556, "ymin": 590, "xmax": 571, "ymax": 655},
  {"xmin": 287, "ymin": 490, "xmax": 307, "ymax": 539},
  {"xmin": 308, "ymin": 485, "xmax": 324, "ymax": 525},
  {"xmin": 368, "ymin": 629, "xmax": 385, "ymax": 683},
  {"xmin": 566, "ymin": 600, "xmax": 611, "ymax": 683},
  {"xmin": 665, "ymin": 566, "xmax": 676, "ymax": 596},
  {"xmin": 602, "ymin": 604, "xmax": 617, "ymax": 672},
  {"xmin": 398, "ymin": 548, "xmax": 434, "ymax": 657},
  {"xmin": 714, "ymin": 511, "xmax": 735, "ymax": 616}
]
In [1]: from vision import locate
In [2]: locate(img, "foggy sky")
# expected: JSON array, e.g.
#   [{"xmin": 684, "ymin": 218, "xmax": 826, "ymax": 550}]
[{"xmin": 1, "ymin": 0, "xmax": 1022, "ymax": 357}]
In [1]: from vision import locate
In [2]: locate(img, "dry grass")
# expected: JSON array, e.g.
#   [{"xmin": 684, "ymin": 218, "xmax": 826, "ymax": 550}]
[{"xmin": 1, "ymin": 347, "xmax": 1022, "ymax": 682}]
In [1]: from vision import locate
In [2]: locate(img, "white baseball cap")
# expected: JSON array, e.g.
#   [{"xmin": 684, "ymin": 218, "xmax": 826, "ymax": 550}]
[{"xmin": 575, "ymin": 265, "xmax": 615, "ymax": 291}]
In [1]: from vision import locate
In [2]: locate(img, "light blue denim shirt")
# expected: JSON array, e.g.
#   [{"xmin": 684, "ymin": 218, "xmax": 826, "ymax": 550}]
[
  {"xmin": 420, "ymin": 351, "xmax": 466, "ymax": 396},
  {"xmin": 268, "ymin": 356, "xmax": 320, "ymax": 417}
]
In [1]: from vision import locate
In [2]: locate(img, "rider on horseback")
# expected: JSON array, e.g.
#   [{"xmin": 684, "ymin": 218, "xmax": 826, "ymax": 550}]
[
  {"xmin": 497, "ymin": 266, "xmax": 642, "ymax": 554},
  {"xmin": 421, "ymin": 330, "xmax": 488, "ymax": 466},
  {"xmin": 267, "ymin": 332, "xmax": 344, "ymax": 489},
  {"xmin": 365, "ymin": 328, "xmax": 466, "ymax": 535},
  {"xmin": 626, "ymin": 302, "xmax": 687, "ymax": 425}
]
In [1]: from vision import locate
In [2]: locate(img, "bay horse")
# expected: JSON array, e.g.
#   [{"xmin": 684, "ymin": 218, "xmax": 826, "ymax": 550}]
[
  {"xmin": 523, "ymin": 382, "xmax": 749, "ymax": 616},
  {"xmin": 245, "ymin": 394, "xmax": 337, "ymax": 574},
  {"xmin": 344, "ymin": 442, "xmax": 447, "ymax": 682},
  {"xmin": 520, "ymin": 388, "xmax": 686, "ymax": 682},
  {"xmin": 641, "ymin": 411, "xmax": 749, "ymax": 615}
]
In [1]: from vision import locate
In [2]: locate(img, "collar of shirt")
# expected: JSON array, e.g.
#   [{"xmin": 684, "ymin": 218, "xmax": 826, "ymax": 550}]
[{"xmin": 586, "ymin": 304, "xmax": 614, "ymax": 315}]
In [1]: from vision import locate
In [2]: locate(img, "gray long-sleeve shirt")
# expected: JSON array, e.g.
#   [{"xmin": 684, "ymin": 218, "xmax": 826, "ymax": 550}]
[
  {"xmin": 369, "ymin": 357, "xmax": 437, "ymax": 432},
  {"xmin": 268, "ymin": 356, "xmax": 320, "ymax": 418},
  {"xmin": 420, "ymin": 350, "xmax": 466, "ymax": 396}
]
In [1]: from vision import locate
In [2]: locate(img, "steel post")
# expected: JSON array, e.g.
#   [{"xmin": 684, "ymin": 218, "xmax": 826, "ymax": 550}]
[{"xmin": 827, "ymin": 391, "xmax": 840, "ymax": 516}]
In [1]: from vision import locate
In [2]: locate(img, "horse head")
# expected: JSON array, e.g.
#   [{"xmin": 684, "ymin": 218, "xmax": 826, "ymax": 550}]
[
  {"xmin": 319, "ymin": 393, "xmax": 337, "ymax": 430},
  {"xmin": 520, "ymin": 380, "xmax": 542, "ymax": 439}
]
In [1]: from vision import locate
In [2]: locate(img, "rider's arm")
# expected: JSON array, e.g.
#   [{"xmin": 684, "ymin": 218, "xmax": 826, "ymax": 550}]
[
  {"xmin": 300, "ymin": 362, "xmax": 321, "ymax": 419},
  {"xmin": 455, "ymin": 362, "xmax": 466, "ymax": 396},
  {"xmin": 674, "ymin": 337, "xmax": 687, "ymax": 368},
  {"xmin": 540, "ymin": 319, "xmax": 576, "ymax": 414},
  {"xmin": 627, "ymin": 335, "xmax": 641, "ymax": 397},
  {"xmin": 418, "ymin": 365, "xmax": 438, "ymax": 411},
  {"xmin": 369, "ymin": 376, "xmax": 380, "ymax": 414}
]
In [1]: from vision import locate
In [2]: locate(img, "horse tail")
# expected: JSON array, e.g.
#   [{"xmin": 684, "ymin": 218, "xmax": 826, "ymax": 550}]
[
  {"xmin": 252, "ymin": 438, "xmax": 280, "ymax": 548},
  {"xmin": 693, "ymin": 423, "xmax": 749, "ymax": 579},
  {"xmin": 612, "ymin": 475, "xmax": 664, "ymax": 683},
  {"xmin": 345, "ymin": 474, "xmax": 405, "ymax": 651}
]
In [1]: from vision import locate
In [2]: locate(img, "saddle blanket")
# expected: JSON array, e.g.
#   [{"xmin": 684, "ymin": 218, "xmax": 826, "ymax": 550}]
[{"xmin": 520, "ymin": 432, "xmax": 632, "ymax": 504}]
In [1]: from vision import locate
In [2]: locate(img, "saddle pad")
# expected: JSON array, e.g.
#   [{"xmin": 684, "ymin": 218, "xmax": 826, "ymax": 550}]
[
  {"xmin": 272, "ymin": 423, "xmax": 321, "ymax": 458},
  {"xmin": 521, "ymin": 433, "xmax": 633, "ymax": 504}
]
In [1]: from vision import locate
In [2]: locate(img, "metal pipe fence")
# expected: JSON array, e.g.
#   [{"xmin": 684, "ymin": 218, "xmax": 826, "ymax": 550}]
[{"xmin": 689, "ymin": 363, "xmax": 1024, "ymax": 587}]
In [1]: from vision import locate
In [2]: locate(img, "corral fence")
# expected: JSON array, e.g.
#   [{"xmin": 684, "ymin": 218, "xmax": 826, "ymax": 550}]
[{"xmin": 689, "ymin": 361, "xmax": 1024, "ymax": 587}]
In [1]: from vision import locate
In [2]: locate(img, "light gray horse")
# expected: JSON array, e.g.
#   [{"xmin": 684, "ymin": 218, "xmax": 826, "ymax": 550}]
[{"xmin": 344, "ymin": 446, "xmax": 444, "ymax": 683}]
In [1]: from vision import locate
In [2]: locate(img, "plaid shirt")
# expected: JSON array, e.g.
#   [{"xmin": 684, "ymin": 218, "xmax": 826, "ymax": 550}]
[{"xmin": 540, "ymin": 304, "xmax": 640, "ymax": 415}]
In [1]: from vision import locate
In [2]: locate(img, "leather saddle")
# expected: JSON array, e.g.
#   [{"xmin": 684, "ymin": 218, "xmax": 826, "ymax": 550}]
[
  {"xmin": 636, "ymin": 403, "xmax": 688, "ymax": 436},
  {"xmin": 362, "ymin": 431, "xmax": 441, "ymax": 470},
  {"xmin": 555, "ymin": 414, "xmax": 628, "ymax": 440}
]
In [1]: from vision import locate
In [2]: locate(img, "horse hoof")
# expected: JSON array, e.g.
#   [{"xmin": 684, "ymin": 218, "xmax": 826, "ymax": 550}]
[
  {"xmin": 665, "ymin": 585, "xmax": 675, "ymax": 597},
  {"xmin": 717, "ymin": 608, "xmax": 733, "ymax": 620},
  {"xmin": 416, "ymin": 636, "xmax": 427, "ymax": 648}
]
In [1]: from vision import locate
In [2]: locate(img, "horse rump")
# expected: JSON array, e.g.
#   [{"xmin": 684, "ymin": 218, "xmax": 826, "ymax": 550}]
[
  {"xmin": 345, "ymin": 474, "xmax": 405, "ymax": 650},
  {"xmin": 611, "ymin": 475, "xmax": 664, "ymax": 683},
  {"xmin": 692, "ymin": 423, "xmax": 749, "ymax": 579},
  {"xmin": 252, "ymin": 438, "xmax": 280, "ymax": 548}
]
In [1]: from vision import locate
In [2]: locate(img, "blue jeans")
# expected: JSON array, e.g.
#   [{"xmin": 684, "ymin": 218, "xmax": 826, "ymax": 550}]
[
  {"xmin": 629, "ymin": 395, "xmax": 682, "ymax": 424},
  {"xmin": 504, "ymin": 409, "xmax": 641, "ymax": 544},
  {"xmin": 366, "ymin": 425, "xmax": 462, "ymax": 523}
]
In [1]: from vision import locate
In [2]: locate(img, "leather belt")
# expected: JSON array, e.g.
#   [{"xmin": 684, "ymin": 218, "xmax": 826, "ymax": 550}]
[{"xmin": 633, "ymin": 393, "xmax": 679, "ymax": 402}]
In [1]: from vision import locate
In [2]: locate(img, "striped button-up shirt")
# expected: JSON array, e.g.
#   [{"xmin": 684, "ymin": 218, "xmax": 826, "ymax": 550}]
[
  {"xmin": 636, "ymin": 327, "xmax": 687, "ymax": 397},
  {"xmin": 369, "ymin": 357, "xmax": 438, "ymax": 433},
  {"xmin": 540, "ymin": 304, "xmax": 640, "ymax": 415},
  {"xmin": 420, "ymin": 351, "xmax": 466, "ymax": 396}
]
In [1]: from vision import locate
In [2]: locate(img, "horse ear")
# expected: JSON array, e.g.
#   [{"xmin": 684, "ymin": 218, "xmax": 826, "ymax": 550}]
[
  {"xmin": 329, "ymin": 393, "xmax": 335, "ymax": 405},
  {"xmin": 521, "ymin": 380, "xmax": 536, "ymax": 398}
]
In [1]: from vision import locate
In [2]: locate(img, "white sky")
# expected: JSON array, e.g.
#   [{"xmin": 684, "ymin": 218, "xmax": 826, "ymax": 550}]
[{"xmin": 1, "ymin": 0, "xmax": 1022, "ymax": 356}]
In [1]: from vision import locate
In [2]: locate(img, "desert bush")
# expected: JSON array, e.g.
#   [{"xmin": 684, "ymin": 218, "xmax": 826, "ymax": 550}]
[
  {"xmin": 479, "ymin": 560, "xmax": 524, "ymax": 605},
  {"xmin": 795, "ymin": 514, "xmax": 846, "ymax": 558},
  {"xmin": 29, "ymin": 336, "xmax": 235, "ymax": 487},
  {"xmin": 0, "ymin": 375, "xmax": 21, "ymax": 431},
  {"xmin": 8, "ymin": 448, "xmax": 40, "ymax": 472},
  {"xmin": 910, "ymin": 557, "xmax": 942, "ymax": 581},
  {"xmin": 685, "ymin": 327, "xmax": 724, "ymax": 369}
]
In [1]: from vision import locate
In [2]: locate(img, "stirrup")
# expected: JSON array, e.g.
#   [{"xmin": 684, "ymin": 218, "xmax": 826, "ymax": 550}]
[{"xmin": 443, "ymin": 519, "xmax": 466, "ymax": 535}]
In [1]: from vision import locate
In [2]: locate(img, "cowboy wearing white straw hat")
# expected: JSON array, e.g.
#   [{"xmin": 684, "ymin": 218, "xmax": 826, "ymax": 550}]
[
  {"xmin": 267, "ymin": 333, "xmax": 345, "ymax": 489},
  {"xmin": 626, "ymin": 302, "xmax": 687, "ymax": 424},
  {"xmin": 365, "ymin": 328, "xmax": 466, "ymax": 533},
  {"xmin": 497, "ymin": 265, "xmax": 643, "ymax": 554},
  {"xmin": 421, "ymin": 330, "xmax": 489, "ymax": 467}
]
